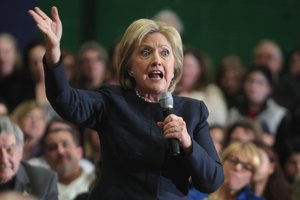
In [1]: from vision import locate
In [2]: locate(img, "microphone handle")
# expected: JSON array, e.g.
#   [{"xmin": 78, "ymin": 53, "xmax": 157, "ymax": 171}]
[{"xmin": 163, "ymin": 108, "xmax": 180, "ymax": 156}]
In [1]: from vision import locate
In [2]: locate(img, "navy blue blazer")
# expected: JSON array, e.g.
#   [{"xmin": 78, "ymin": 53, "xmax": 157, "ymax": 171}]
[
  {"xmin": 44, "ymin": 59, "xmax": 224, "ymax": 200},
  {"xmin": 14, "ymin": 161, "xmax": 58, "ymax": 200}
]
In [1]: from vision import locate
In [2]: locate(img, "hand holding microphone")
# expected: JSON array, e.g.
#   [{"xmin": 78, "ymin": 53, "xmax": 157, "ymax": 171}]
[{"xmin": 158, "ymin": 92, "xmax": 192, "ymax": 156}]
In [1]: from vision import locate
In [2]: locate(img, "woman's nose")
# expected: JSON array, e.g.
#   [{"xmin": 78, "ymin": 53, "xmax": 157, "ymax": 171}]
[{"xmin": 151, "ymin": 52, "xmax": 162, "ymax": 67}]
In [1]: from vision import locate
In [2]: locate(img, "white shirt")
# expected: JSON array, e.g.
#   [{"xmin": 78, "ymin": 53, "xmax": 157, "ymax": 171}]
[{"xmin": 58, "ymin": 169, "xmax": 95, "ymax": 200}]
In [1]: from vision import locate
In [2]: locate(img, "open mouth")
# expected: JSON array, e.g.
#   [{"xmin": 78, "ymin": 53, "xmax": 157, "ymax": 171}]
[{"xmin": 148, "ymin": 70, "xmax": 164, "ymax": 79}]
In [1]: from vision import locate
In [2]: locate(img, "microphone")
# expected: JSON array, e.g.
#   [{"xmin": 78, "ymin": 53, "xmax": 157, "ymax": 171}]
[{"xmin": 159, "ymin": 92, "xmax": 180, "ymax": 156}]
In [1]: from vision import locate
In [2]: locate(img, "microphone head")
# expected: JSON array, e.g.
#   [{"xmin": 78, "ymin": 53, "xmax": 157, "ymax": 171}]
[{"xmin": 159, "ymin": 92, "xmax": 173, "ymax": 108}]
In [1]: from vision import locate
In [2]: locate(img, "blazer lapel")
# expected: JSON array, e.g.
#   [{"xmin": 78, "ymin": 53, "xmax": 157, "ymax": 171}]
[{"xmin": 14, "ymin": 163, "xmax": 33, "ymax": 196}]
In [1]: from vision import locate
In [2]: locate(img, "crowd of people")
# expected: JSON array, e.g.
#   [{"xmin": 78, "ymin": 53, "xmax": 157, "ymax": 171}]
[{"xmin": 0, "ymin": 6, "xmax": 299, "ymax": 200}]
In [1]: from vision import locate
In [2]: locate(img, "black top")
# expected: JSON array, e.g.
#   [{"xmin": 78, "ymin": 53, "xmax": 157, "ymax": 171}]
[{"xmin": 44, "ymin": 58, "xmax": 224, "ymax": 200}]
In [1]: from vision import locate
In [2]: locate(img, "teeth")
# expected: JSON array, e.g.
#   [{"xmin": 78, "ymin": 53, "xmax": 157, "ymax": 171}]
[{"xmin": 148, "ymin": 70, "xmax": 163, "ymax": 79}]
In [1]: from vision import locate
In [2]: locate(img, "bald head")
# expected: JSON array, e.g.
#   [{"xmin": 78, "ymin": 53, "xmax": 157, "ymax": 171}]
[{"xmin": 253, "ymin": 39, "xmax": 283, "ymax": 76}]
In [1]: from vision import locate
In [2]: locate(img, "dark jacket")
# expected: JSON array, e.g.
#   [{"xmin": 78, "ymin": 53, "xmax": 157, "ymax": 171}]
[
  {"xmin": 14, "ymin": 161, "xmax": 58, "ymax": 200},
  {"xmin": 44, "ymin": 58, "xmax": 224, "ymax": 200}
]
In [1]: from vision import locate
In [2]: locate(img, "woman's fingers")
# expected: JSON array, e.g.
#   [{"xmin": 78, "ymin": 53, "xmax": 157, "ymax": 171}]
[
  {"xmin": 34, "ymin": 7, "xmax": 52, "ymax": 21},
  {"xmin": 28, "ymin": 9, "xmax": 44, "ymax": 25},
  {"xmin": 51, "ymin": 6, "xmax": 61, "ymax": 24}
]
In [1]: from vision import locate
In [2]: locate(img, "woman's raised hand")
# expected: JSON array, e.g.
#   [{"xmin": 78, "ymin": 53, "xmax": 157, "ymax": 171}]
[{"xmin": 28, "ymin": 6, "xmax": 62, "ymax": 66}]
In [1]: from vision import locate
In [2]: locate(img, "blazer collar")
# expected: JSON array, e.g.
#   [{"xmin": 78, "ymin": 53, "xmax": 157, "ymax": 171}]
[{"xmin": 14, "ymin": 162, "xmax": 32, "ymax": 196}]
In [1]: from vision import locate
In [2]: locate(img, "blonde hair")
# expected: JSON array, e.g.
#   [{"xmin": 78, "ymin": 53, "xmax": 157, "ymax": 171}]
[
  {"xmin": 221, "ymin": 141, "xmax": 261, "ymax": 173},
  {"xmin": 117, "ymin": 18, "xmax": 183, "ymax": 92},
  {"xmin": 10, "ymin": 100, "xmax": 46, "ymax": 125}
]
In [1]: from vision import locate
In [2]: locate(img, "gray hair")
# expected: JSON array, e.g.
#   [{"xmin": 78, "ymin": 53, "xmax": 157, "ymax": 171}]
[{"xmin": 0, "ymin": 116, "xmax": 24, "ymax": 146}]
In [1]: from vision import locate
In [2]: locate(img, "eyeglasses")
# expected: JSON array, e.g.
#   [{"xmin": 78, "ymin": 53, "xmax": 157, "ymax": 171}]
[{"xmin": 226, "ymin": 156, "xmax": 254, "ymax": 172}]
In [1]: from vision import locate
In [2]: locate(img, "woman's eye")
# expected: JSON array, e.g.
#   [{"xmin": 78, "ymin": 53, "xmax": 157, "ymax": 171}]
[
  {"xmin": 141, "ymin": 49, "xmax": 150, "ymax": 57},
  {"xmin": 161, "ymin": 49, "xmax": 170, "ymax": 57}
]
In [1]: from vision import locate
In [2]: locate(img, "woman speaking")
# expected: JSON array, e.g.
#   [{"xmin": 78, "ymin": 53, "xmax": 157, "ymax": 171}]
[{"xmin": 29, "ymin": 6, "xmax": 223, "ymax": 200}]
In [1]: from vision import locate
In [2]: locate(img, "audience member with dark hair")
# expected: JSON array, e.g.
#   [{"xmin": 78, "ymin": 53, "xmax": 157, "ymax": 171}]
[
  {"xmin": 253, "ymin": 141, "xmax": 293, "ymax": 200},
  {"xmin": 224, "ymin": 119, "xmax": 264, "ymax": 148},
  {"xmin": 281, "ymin": 137, "xmax": 300, "ymax": 184},
  {"xmin": 216, "ymin": 55, "xmax": 245, "ymax": 109},
  {"xmin": 42, "ymin": 125, "xmax": 95, "ymax": 200},
  {"xmin": 228, "ymin": 66, "xmax": 290, "ymax": 149},
  {"xmin": 274, "ymin": 47, "xmax": 300, "ymax": 137},
  {"xmin": 176, "ymin": 46, "xmax": 228, "ymax": 126}
]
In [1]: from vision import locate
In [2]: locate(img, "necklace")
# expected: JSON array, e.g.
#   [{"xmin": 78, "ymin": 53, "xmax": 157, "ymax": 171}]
[{"xmin": 135, "ymin": 89, "xmax": 154, "ymax": 103}]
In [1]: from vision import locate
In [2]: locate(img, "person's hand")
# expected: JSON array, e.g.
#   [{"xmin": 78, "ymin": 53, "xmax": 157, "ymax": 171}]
[
  {"xmin": 28, "ymin": 6, "xmax": 62, "ymax": 66},
  {"xmin": 157, "ymin": 114, "xmax": 192, "ymax": 154}
]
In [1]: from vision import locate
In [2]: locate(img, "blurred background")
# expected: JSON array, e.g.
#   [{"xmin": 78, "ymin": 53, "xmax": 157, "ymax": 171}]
[{"xmin": 2, "ymin": 0, "xmax": 300, "ymax": 69}]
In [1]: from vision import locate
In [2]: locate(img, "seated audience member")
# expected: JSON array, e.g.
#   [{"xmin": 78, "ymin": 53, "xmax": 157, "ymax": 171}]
[
  {"xmin": 0, "ymin": 33, "xmax": 33, "ymax": 112},
  {"xmin": 0, "ymin": 116, "xmax": 58, "ymax": 199},
  {"xmin": 253, "ymin": 141, "xmax": 293, "ymax": 200},
  {"xmin": 176, "ymin": 46, "xmax": 228, "ymax": 126},
  {"xmin": 204, "ymin": 142, "xmax": 264, "ymax": 200},
  {"xmin": 76, "ymin": 41, "xmax": 108, "ymax": 90},
  {"xmin": 42, "ymin": 125, "xmax": 95, "ymax": 200},
  {"xmin": 274, "ymin": 48, "xmax": 300, "ymax": 136},
  {"xmin": 252, "ymin": 39, "xmax": 283, "ymax": 80},
  {"xmin": 10, "ymin": 100, "xmax": 47, "ymax": 160},
  {"xmin": 152, "ymin": 9, "xmax": 184, "ymax": 34},
  {"xmin": 274, "ymin": 48, "xmax": 300, "ymax": 111},
  {"xmin": 209, "ymin": 125, "xmax": 226, "ymax": 155},
  {"xmin": 28, "ymin": 118, "xmax": 95, "ymax": 174},
  {"xmin": 228, "ymin": 66, "xmax": 290, "ymax": 149},
  {"xmin": 216, "ymin": 55, "xmax": 245, "ymax": 109},
  {"xmin": 281, "ymin": 138, "xmax": 300, "ymax": 184},
  {"xmin": 224, "ymin": 120, "xmax": 263, "ymax": 148},
  {"xmin": 62, "ymin": 49, "xmax": 78, "ymax": 86},
  {"xmin": 104, "ymin": 39, "xmax": 120, "ymax": 85},
  {"xmin": 23, "ymin": 40, "xmax": 59, "ymax": 120}
]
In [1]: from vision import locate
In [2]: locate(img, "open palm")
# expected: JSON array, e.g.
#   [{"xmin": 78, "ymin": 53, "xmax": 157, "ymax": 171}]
[{"xmin": 29, "ymin": 6, "xmax": 62, "ymax": 64}]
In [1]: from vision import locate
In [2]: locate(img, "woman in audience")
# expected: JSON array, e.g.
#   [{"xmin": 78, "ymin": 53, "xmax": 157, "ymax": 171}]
[
  {"xmin": 253, "ymin": 141, "xmax": 293, "ymax": 200},
  {"xmin": 228, "ymin": 66, "xmax": 290, "ymax": 149},
  {"xmin": 204, "ymin": 142, "xmax": 263, "ymax": 200},
  {"xmin": 176, "ymin": 46, "xmax": 228, "ymax": 126},
  {"xmin": 0, "ymin": 33, "xmax": 32, "ymax": 111},
  {"xmin": 23, "ymin": 40, "xmax": 59, "ymax": 120},
  {"xmin": 10, "ymin": 100, "xmax": 47, "ymax": 160}
]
